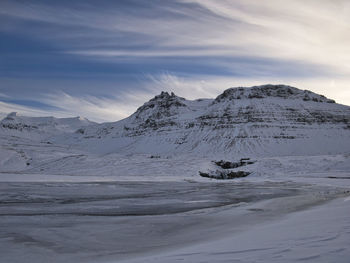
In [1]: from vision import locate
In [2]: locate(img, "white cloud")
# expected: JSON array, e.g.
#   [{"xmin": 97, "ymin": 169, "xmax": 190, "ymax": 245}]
[
  {"xmin": 43, "ymin": 0, "xmax": 349, "ymax": 78},
  {"xmin": 3, "ymin": 0, "xmax": 350, "ymax": 76},
  {"xmin": 0, "ymin": 90, "xmax": 154, "ymax": 123},
  {"xmin": 41, "ymin": 91, "xmax": 152, "ymax": 123},
  {"xmin": 178, "ymin": 0, "xmax": 350, "ymax": 73},
  {"xmin": 145, "ymin": 73, "xmax": 221, "ymax": 100}
]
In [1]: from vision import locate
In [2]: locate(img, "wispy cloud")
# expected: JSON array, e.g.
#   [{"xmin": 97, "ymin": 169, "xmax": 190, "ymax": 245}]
[
  {"xmin": 0, "ymin": 90, "xmax": 154, "ymax": 123},
  {"xmin": 1, "ymin": 0, "xmax": 349, "ymax": 121},
  {"xmin": 41, "ymin": 91, "xmax": 151, "ymax": 123},
  {"xmin": 0, "ymin": 101, "xmax": 67, "ymax": 121},
  {"xmin": 184, "ymin": 0, "xmax": 350, "ymax": 73},
  {"xmin": 2, "ymin": 0, "xmax": 349, "ymax": 76},
  {"xmin": 145, "ymin": 73, "xmax": 222, "ymax": 100}
]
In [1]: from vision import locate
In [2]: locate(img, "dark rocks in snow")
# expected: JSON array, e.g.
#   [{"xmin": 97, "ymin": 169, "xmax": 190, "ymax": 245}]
[
  {"xmin": 1, "ymin": 123, "xmax": 38, "ymax": 131},
  {"xmin": 140, "ymin": 119, "xmax": 178, "ymax": 130},
  {"xmin": 76, "ymin": 128, "xmax": 85, "ymax": 134},
  {"xmin": 214, "ymin": 158, "xmax": 255, "ymax": 169},
  {"xmin": 214, "ymin": 160, "xmax": 239, "ymax": 169},
  {"xmin": 199, "ymin": 170, "xmax": 250, "ymax": 179},
  {"xmin": 199, "ymin": 158, "xmax": 254, "ymax": 180}
]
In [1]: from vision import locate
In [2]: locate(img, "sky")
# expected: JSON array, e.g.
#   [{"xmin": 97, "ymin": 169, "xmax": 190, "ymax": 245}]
[{"xmin": 0, "ymin": 0, "xmax": 349, "ymax": 122}]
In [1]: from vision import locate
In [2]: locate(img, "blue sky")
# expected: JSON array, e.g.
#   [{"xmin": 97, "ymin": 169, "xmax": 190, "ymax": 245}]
[{"xmin": 1, "ymin": 0, "xmax": 350, "ymax": 122}]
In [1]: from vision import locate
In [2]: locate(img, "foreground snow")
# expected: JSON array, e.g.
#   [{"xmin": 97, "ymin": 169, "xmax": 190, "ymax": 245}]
[
  {"xmin": 0, "ymin": 174, "xmax": 349, "ymax": 263},
  {"xmin": 1, "ymin": 135, "xmax": 350, "ymax": 263},
  {"xmin": 0, "ymin": 136, "xmax": 350, "ymax": 262},
  {"xmin": 121, "ymin": 196, "xmax": 350, "ymax": 263}
]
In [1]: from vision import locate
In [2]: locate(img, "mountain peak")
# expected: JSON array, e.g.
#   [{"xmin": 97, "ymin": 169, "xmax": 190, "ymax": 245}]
[
  {"xmin": 147, "ymin": 91, "xmax": 185, "ymax": 104},
  {"xmin": 132, "ymin": 91, "xmax": 187, "ymax": 121},
  {"xmin": 154, "ymin": 91, "xmax": 177, "ymax": 99},
  {"xmin": 214, "ymin": 84, "xmax": 335, "ymax": 103}
]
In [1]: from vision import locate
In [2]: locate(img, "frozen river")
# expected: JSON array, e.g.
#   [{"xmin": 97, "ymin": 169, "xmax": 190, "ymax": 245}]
[{"xmin": 0, "ymin": 180, "xmax": 348, "ymax": 263}]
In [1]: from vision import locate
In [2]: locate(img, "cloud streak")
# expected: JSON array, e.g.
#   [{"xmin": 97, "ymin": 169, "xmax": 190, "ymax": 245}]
[
  {"xmin": 41, "ymin": 91, "xmax": 151, "ymax": 123},
  {"xmin": 2, "ymin": 0, "xmax": 349, "ymax": 75},
  {"xmin": 0, "ymin": 89, "xmax": 154, "ymax": 123},
  {"xmin": 0, "ymin": 0, "xmax": 349, "ymax": 120}
]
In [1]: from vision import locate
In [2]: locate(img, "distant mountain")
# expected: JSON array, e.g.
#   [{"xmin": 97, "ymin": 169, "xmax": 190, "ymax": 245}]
[
  {"xmin": 0, "ymin": 112, "xmax": 95, "ymax": 141},
  {"xmin": 71, "ymin": 84, "xmax": 350, "ymax": 157}
]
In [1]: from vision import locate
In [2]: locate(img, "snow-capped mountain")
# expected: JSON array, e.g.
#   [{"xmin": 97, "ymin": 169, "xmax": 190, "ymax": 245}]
[
  {"xmin": 0, "ymin": 84, "xmax": 349, "ymax": 173},
  {"xmin": 0, "ymin": 112, "xmax": 95, "ymax": 141},
  {"xmin": 72, "ymin": 84, "xmax": 350, "ymax": 157}
]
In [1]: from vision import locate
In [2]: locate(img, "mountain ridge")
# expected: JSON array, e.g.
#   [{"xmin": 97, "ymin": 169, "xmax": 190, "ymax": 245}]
[
  {"xmin": 1, "ymin": 84, "xmax": 349, "ymax": 158},
  {"xmin": 64, "ymin": 84, "xmax": 350, "ymax": 157}
]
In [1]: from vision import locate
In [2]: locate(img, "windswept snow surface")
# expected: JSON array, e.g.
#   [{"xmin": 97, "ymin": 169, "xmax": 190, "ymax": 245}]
[
  {"xmin": 0, "ymin": 85, "xmax": 350, "ymax": 262},
  {"xmin": 120, "ymin": 196, "xmax": 350, "ymax": 263},
  {"xmin": 0, "ymin": 179, "xmax": 349, "ymax": 263}
]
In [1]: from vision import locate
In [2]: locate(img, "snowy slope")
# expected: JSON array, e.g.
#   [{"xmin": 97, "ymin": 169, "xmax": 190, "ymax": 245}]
[
  {"xmin": 0, "ymin": 112, "xmax": 95, "ymax": 171},
  {"xmin": 72, "ymin": 85, "xmax": 350, "ymax": 157}
]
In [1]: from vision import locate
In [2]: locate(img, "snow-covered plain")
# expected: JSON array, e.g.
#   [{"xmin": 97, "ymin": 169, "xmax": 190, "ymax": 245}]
[
  {"xmin": 120, "ymin": 196, "xmax": 350, "ymax": 263},
  {"xmin": 1, "ymin": 178, "xmax": 349, "ymax": 263},
  {"xmin": 1, "ymin": 85, "xmax": 350, "ymax": 262}
]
